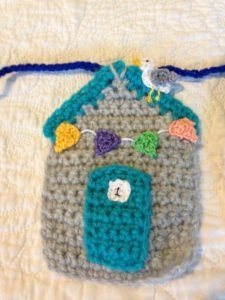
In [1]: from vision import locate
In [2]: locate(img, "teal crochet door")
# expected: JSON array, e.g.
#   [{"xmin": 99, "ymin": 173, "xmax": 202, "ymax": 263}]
[{"xmin": 84, "ymin": 164, "xmax": 152, "ymax": 272}]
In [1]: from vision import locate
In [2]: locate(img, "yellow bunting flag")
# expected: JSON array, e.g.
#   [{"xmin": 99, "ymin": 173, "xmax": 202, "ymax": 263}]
[{"xmin": 54, "ymin": 122, "xmax": 80, "ymax": 153}]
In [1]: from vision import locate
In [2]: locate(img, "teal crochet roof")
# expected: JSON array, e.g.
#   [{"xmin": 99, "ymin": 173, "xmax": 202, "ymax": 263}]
[{"xmin": 43, "ymin": 60, "xmax": 200, "ymax": 142}]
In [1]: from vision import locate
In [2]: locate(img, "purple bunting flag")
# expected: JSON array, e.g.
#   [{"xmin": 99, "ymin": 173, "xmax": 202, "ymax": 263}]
[{"xmin": 95, "ymin": 129, "xmax": 121, "ymax": 156}]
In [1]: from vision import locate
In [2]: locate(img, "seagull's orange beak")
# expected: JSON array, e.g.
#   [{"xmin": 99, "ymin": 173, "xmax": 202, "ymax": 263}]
[{"xmin": 132, "ymin": 57, "xmax": 141, "ymax": 67}]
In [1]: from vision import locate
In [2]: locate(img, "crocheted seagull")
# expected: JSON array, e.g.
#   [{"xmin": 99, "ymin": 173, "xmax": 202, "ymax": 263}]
[{"xmin": 134, "ymin": 58, "xmax": 177, "ymax": 94}]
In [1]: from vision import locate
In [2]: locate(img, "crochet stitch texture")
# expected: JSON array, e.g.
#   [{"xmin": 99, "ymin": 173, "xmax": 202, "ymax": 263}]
[
  {"xmin": 94, "ymin": 130, "xmax": 121, "ymax": 155},
  {"xmin": 41, "ymin": 61, "xmax": 201, "ymax": 284},
  {"xmin": 54, "ymin": 123, "xmax": 80, "ymax": 153},
  {"xmin": 84, "ymin": 165, "xmax": 152, "ymax": 272},
  {"xmin": 133, "ymin": 131, "xmax": 159, "ymax": 158}
]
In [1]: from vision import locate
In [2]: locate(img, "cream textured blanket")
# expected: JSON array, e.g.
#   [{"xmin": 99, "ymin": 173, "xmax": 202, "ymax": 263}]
[{"xmin": 0, "ymin": 1, "xmax": 225, "ymax": 299}]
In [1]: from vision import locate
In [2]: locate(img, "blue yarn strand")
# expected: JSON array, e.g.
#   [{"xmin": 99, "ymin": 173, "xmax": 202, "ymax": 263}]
[
  {"xmin": 160, "ymin": 64, "xmax": 225, "ymax": 78},
  {"xmin": 0, "ymin": 60, "xmax": 225, "ymax": 79},
  {"xmin": 0, "ymin": 61, "xmax": 101, "ymax": 78}
]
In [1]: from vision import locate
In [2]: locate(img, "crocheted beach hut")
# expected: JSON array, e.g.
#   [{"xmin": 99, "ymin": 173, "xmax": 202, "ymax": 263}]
[{"xmin": 41, "ymin": 60, "xmax": 201, "ymax": 284}]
